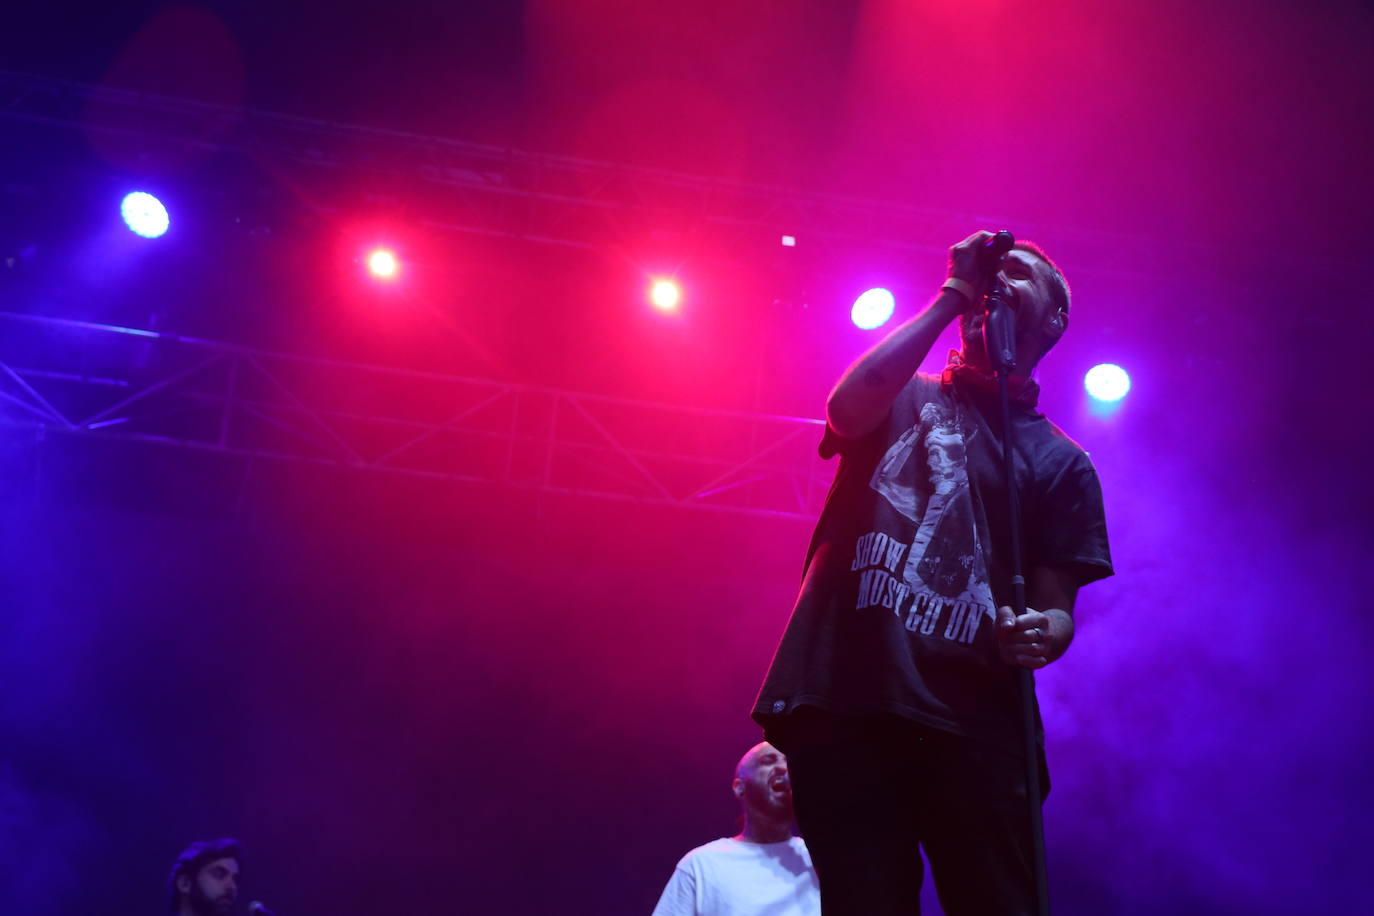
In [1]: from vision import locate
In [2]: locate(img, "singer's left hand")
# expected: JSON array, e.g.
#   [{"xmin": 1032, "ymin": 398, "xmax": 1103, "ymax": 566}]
[
  {"xmin": 996, "ymin": 605, "xmax": 1057, "ymax": 669},
  {"xmin": 997, "ymin": 565, "xmax": 1081, "ymax": 668}
]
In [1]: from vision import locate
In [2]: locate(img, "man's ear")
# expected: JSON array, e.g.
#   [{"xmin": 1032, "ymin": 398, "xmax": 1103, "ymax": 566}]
[
  {"xmin": 1047, "ymin": 309, "xmax": 1068, "ymax": 340},
  {"xmin": 731, "ymin": 777, "xmax": 744, "ymax": 798},
  {"xmin": 177, "ymin": 873, "xmax": 192, "ymax": 894}
]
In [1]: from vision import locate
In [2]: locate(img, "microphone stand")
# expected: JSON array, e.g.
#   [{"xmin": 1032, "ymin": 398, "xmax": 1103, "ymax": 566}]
[{"xmin": 983, "ymin": 266, "xmax": 1051, "ymax": 916}]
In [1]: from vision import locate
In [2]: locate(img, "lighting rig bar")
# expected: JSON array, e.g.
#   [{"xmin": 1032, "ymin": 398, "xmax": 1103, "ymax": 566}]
[
  {"xmin": 0, "ymin": 311, "xmax": 831, "ymax": 521},
  {"xmin": 0, "ymin": 70, "xmax": 1158, "ymax": 276}
]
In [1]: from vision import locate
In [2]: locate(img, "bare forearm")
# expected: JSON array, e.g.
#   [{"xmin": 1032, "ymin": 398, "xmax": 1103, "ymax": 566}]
[
  {"xmin": 826, "ymin": 289, "xmax": 965, "ymax": 438},
  {"xmin": 1042, "ymin": 607, "xmax": 1075, "ymax": 662}
]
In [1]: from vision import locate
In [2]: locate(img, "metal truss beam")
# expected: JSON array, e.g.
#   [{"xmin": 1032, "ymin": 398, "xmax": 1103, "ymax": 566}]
[
  {"xmin": 0, "ymin": 311, "xmax": 831, "ymax": 521},
  {"xmin": 0, "ymin": 70, "xmax": 1169, "ymax": 278}
]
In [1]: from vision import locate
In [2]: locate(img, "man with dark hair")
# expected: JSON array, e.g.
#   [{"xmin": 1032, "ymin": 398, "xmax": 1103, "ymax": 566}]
[
  {"xmin": 753, "ymin": 231, "xmax": 1112, "ymax": 914},
  {"xmin": 651, "ymin": 741, "xmax": 820, "ymax": 916},
  {"xmin": 167, "ymin": 838, "xmax": 241, "ymax": 916}
]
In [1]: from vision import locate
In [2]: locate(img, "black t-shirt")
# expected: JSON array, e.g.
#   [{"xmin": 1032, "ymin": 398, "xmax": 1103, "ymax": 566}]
[{"xmin": 753, "ymin": 373, "xmax": 1114, "ymax": 755}]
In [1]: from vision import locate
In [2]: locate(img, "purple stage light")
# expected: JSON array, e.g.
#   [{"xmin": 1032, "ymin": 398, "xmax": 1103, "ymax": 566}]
[
  {"xmin": 851, "ymin": 288, "xmax": 895, "ymax": 330},
  {"xmin": 120, "ymin": 192, "xmax": 169, "ymax": 238},
  {"xmin": 1085, "ymin": 363, "xmax": 1131, "ymax": 402}
]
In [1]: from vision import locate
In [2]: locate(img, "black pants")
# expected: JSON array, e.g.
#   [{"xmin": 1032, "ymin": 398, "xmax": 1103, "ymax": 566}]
[{"xmin": 767, "ymin": 709, "xmax": 1044, "ymax": 916}]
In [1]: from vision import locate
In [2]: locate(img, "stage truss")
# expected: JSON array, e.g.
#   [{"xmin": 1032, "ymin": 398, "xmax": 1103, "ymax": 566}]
[
  {"xmin": 0, "ymin": 71, "xmax": 1178, "ymax": 522},
  {"xmin": 0, "ymin": 312, "xmax": 831, "ymax": 521},
  {"xmin": 0, "ymin": 70, "xmax": 1158, "ymax": 277}
]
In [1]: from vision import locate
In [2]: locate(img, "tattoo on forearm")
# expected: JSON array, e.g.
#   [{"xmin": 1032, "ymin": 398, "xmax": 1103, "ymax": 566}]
[{"xmin": 863, "ymin": 368, "xmax": 885, "ymax": 387}]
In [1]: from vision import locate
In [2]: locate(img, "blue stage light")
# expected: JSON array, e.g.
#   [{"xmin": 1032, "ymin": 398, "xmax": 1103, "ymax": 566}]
[
  {"xmin": 851, "ymin": 288, "xmax": 895, "ymax": 330},
  {"xmin": 121, "ymin": 192, "xmax": 169, "ymax": 238},
  {"xmin": 1085, "ymin": 363, "xmax": 1131, "ymax": 402}
]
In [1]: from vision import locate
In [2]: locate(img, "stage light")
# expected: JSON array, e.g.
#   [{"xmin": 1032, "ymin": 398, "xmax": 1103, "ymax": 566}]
[
  {"xmin": 649, "ymin": 278, "xmax": 681, "ymax": 311},
  {"xmin": 781, "ymin": 235, "xmax": 797, "ymax": 247},
  {"xmin": 851, "ymin": 288, "xmax": 895, "ymax": 330},
  {"xmin": 367, "ymin": 248, "xmax": 399, "ymax": 280},
  {"xmin": 1085, "ymin": 363, "xmax": 1131, "ymax": 402},
  {"xmin": 120, "ymin": 192, "xmax": 169, "ymax": 238}
]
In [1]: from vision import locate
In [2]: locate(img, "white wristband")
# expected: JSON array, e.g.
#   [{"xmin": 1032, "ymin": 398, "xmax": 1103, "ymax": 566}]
[{"xmin": 941, "ymin": 277, "xmax": 975, "ymax": 304}]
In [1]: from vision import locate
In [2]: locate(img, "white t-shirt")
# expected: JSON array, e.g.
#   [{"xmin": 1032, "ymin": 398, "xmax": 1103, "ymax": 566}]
[{"xmin": 650, "ymin": 836, "xmax": 821, "ymax": 916}]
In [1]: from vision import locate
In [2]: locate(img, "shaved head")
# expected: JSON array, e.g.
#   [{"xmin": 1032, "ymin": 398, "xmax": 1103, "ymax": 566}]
[{"xmin": 735, "ymin": 741, "xmax": 776, "ymax": 780}]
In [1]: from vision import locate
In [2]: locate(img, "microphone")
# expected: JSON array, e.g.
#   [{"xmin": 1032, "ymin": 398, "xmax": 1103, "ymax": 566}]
[
  {"xmin": 983, "ymin": 283, "xmax": 1018, "ymax": 372},
  {"xmin": 975, "ymin": 230, "xmax": 1017, "ymax": 372},
  {"xmin": 248, "ymin": 902, "xmax": 277, "ymax": 916},
  {"xmin": 977, "ymin": 229, "xmax": 1015, "ymax": 273}
]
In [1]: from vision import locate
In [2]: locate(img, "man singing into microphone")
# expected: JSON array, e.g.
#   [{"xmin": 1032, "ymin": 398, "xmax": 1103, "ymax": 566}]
[
  {"xmin": 166, "ymin": 838, "xmax": 241, "ymax": 916},
  {"xmin": 753, "ymin": 231, "xmax": 1113, "ymax": 914}
]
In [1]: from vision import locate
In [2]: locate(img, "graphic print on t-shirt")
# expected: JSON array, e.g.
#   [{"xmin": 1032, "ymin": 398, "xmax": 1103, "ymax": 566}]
[{"xmin": 853, "ymin": 400, "xmax": 995, "ymax": 644}]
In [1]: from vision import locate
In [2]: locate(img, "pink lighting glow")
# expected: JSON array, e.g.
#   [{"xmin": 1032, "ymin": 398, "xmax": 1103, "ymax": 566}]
[
  {"xmin": 367, "ymin": 248, "xmax": 399, "ymax": 280},
  {"xmin": 649, "ymin": 278, "xmax": 681, "ymax": 310}
]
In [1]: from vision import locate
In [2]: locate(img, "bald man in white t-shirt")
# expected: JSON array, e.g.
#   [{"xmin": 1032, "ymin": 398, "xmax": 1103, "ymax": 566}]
[{"xmin": 651, "ymin": 742, "xmax": 820, "ymax": 916}]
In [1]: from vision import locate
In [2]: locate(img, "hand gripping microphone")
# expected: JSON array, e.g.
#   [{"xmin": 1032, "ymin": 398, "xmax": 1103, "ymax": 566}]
[{"xmin": 977, "ymin": 229, "xmax": 1015, "ymax": 273}]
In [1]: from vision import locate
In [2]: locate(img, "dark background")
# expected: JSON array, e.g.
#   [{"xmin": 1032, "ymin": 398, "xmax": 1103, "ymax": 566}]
[{"xmin": 2, "ymin": 1, "xmax": 1372, "ymax": 913}]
